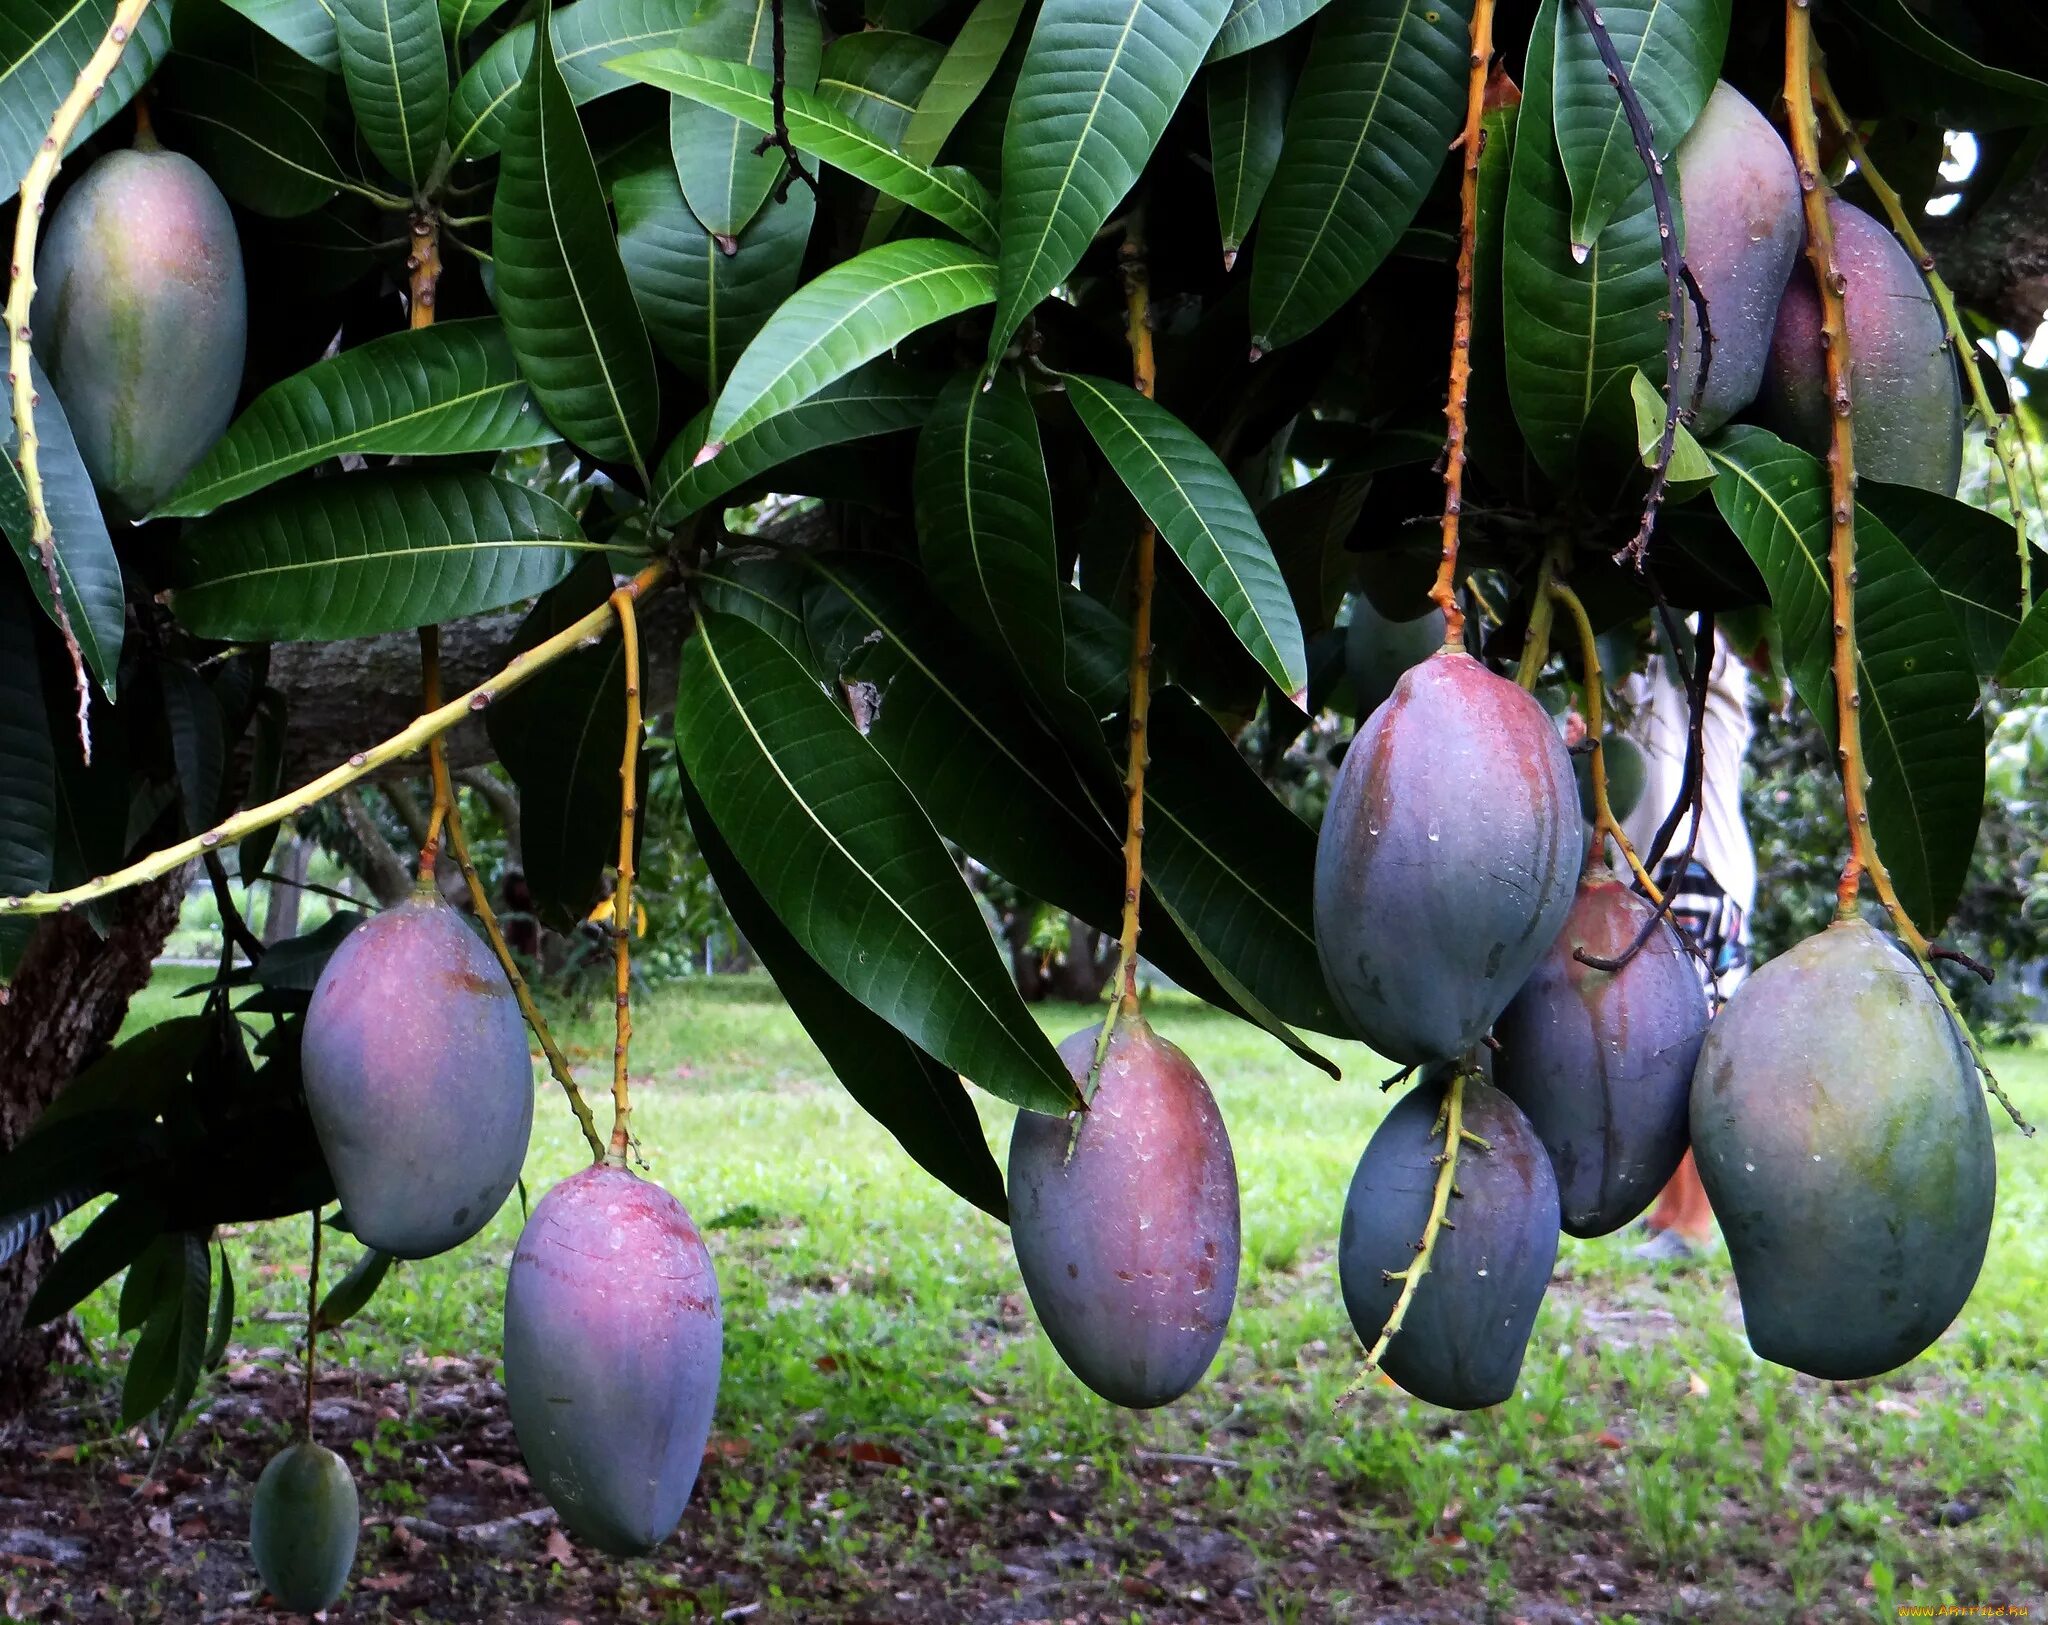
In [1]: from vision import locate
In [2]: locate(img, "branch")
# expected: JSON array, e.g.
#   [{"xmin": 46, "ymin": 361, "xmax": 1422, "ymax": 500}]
[
  {"xmin": 1566, "ymin": 0, "xmax": 1696, "ymax": 569},
  {"xmin": 604, "ymin": 584, "xmax": 644, "ymax": 1167},
  {"xmin": 6, "ymin": 0, "xmax": 158, "ymax": 759},
  {"xmin": 1428, "ymin": 0, "xmax": 1496, "ymax": 648},
  {"xmin": 1546, "ymin": 574, "xmax": 1659, "ymax": 895},
  {"xmin": 1088, "ymin": 215, "xmax": 1159, "ymax": 1097},
  {"xmin": 0, "ymin": 560, "xmax": 671, "ymax": 924},
  {"xmin": 749, "ymin": 0, "xmax": 818, "ymax": 205},
  {"xmin": 203, "ymin": 852, "xmax": 265, "ymax": 966}
]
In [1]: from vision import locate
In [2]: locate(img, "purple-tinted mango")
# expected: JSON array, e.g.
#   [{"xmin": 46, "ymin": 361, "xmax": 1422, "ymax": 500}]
[
  {"xmin": 504, "ymin": 1165, "xmax": 723, "ymax": 1555},
  {"xmin": 1692, "ymin": 921, "xmax": 1995, "ymax": 1380},
  {"xmin": 32, "ymin": 144, "xmax": 246, "ymax": 517},
  {"xmin": 1674, "ymin": 82, "xmax": 1803, "ymax": 434},
  {"xmin": 1339, "ymin": 1074, "xmax": 1560, "ymax": 1409},
  {"xmin": 301, "ymin": 894, "xmax": 533, "ymax": 1259},
  {"xmin": 249, "ymin": 1441, "xmax": 358, "ymax": 1613},
  {"xmin": 1765, "ymin": 197, "xmax": 1963, "ymax": 494},
  {"xmin": 1495, "ymin": 877, "xmax": 1707, "ymax": 1237},
  {"xmin": 1314, "ymin": 651, "xmax": 1581, "ymax": 1066},
  {"xmin": 1008, "ymin": 1016, "xmax": 1240, "ymax": 1409}
]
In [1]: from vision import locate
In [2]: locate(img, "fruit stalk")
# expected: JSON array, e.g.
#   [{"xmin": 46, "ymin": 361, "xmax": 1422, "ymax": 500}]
[
  {"xmin": 1783, "ymin": 5, "xmax": 1920, "ymax": 943},
  {"xmin": 421, "ymin": 627, "xmax": 607, "ymax": 1163},
  {"xmin": 417, "ymin": 627, "xmax": 451, "ymax": 874},
  {"xmin": 606, "ymin": 582, "xmax": 646, "ymax": 1165},
  {"xmin": 1546, "ymin": 576, "xmax": 1659, "ymax": 896},
  {"xmin": 1428, "ymin": 0, "xmax": 1494, "ymax": 648},
  {"xmin": 5, "ymin": 0, "xmax": 158, "ymax": 759},
  {"xmin": 0, "ymin": 557, "xmax": 671, "ymax": 923},
  {"xmin": 408, "ymin": 209, "xmax": 441, "ymax": 331},
  {"xmin": 1566, "ymin": 0, "xmax": 1701, "ymax": 568},
  {"xmin": 1811, "ymin": 72, "xmax": 2033, "ymax": 617},
  {"xmin": 303, "ymin": 1209, "xmax": 322, "ymax": 1437},
  {"xmin": 1340, "ymin": 1070, "xmax": 1485, "ymax": 1401}
]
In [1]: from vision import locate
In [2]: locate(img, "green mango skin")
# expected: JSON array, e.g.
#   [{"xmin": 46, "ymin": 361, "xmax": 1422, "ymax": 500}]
[
  {"xmin": 302, "ymin": 895, "xmax": 534, "ymax": 1260},
  {"xmin": 250, "ymin": 1442, "xmax": 358, "ymax": 1613},
  {"xmin": 1495, "ymin": 878, "xmax": 1707, "ymax": 1237},
  {"xmin": 1343, "ymin": 593, "xmax": 1446, "ymax": 719},
  {"xmin": 1009, "ymin": 1016, "xmax": 1241, "ymax": 1409},
  {"xmin": 1315, "ymin": 651, "xmax": 1583, "ymax": 1066},
  {"xmin": 1339, "ymin": 1076, "xmax": 1560, "ymax": 1410},
  {"xmin": 1765, "ymin": 197, "xmax": 1964, "ymax": 495},
  {"xmin": 32, "ymin": 146, "xmax": 247, "ymax": 518},
  {"xmin": 504, "ymin": 1166, "xmax": 723, "ymax": 1556},
  {"xmin": 1691, "ymin": 920, "xmax": 1995, "ymax": 1380},
  {"xmin": 1575, "ymin": 734, "xmax": 1646, "ymax": 826},
  {"xmin": 1674, "ymin": 82, "xmax": 1803, "ymax": 435}
]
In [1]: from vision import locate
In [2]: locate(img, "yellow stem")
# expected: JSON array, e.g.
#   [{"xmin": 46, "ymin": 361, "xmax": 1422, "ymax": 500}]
[
  {"xmin": 303, "ymin": 1210, "xmax": 322, "ymax": 1439},
  {"xmin": 1514, "ymin": 551, "xmax": 1558, "ymax": 690},
  {"xmin": 1547, "ymin": 576, "xmax": 1660, "ymax": 900},
  {"xmin": 1428, "ymin": 0, "xmax": 1495, "ymax": 651},
  {"xmin": 606, "ymin": 583, "xmax": 645, "ymax": 1166},
  {"xmin": 0, "ymin": 559, "xmax": 670, "ymax": 923},
  {"xmin": 6, "ymin": 0, "xmax": 158, "ymax": 759}
]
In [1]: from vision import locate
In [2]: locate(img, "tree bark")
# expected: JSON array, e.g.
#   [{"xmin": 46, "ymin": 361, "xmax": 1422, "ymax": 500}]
[
  {"xmin": 1927, "ymin": 148, "xmax": 2048, "ymax": 339},
  {"xmin": 0, "ymin": 871, "xmax": 187, "ymax": 1418},
  {"xmin": 260, "ymin": 836, "xmax": 309, "ymax": 944}
]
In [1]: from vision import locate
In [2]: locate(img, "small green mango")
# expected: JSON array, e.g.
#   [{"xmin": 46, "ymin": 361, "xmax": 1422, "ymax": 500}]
[
  {"xmin": 250, "ymin": 1441, "xmax": 358, "ymax": 1613},
  {"xmin": 32, "ymin": 145, "xmax": 247, "ymax": 517}
]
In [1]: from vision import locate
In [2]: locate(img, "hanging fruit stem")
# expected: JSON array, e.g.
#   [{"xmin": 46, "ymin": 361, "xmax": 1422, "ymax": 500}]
[
  {"xmin": 1429, "ymin": 0, "xmax": 1495, "ymax": 649},
  {"xmin": 1088, "ymin": 216, "xmax": 1159, "ymax": 1096},
  {"xmin": 1811, "ymin": 71, "xmax": 2032, "ymax": 617},
  {"xmin": 302, "ymin": 1210, "xmax": 322, "ymax": 1438},
  {"xmin": 0, "ymin": 558, "xmax": 670, "ymax": 924},
  {"xmin": 417, "ymin": 627, "xmax": 451, "ymax": 875},
  {"xmin": 1547, "ymin": 576, "xmax": 1660, "ymax": 898},
  {"xmin": 606, "ymin": 582, "xmax": 646, "ymax": 1166},
  {"xmin": 421, "ymin": 627, "xmax": 606, "ymax": 1163},
  {"xmin": 1340, "ymin": 1068, "xmax": 1490, "ymax": 1403},
  {"xmin": 5, "ymin": 0, "xmax": 159, "ymax": 761},
  {"xmin": 1514, "ymin": 549, "xmax": 1559, "ymax": 689}
]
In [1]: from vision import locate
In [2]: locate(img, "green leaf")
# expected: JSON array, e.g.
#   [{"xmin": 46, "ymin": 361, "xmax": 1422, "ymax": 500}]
[
  {"xmin": 449, "ymin": 0, "xmax": 723, "ymax": 160},
  {"xmin": 681, "ymin": 770, "xmax": 1007, "ymax": 1220},
  {"xmin": 614, "ymin": 154, "xmax": 814, "ymax": 393},
  {"xmin": 333, "ymin": 0, "xmax": 447, "ymax": 188},
  {"xmin": 28, "ymin": 1194, "xmax": 167, "ymax": 1324},
  {"xmin": 1551, "ymin": 0, "xmax": 1726, "ymax": 252},
  {"xmin": 118, "ymin": 1235, "xmax": 177, "ymax": 1335},
  {"xmin": 913, "ymin": 369, "xmax": 1069, "ymax": 702},
  {"xmin": 0, "ymin": 579, "xmax": 53, "ymax": 912},
  {"xmin": 610, "ymin": 51, "xmax": 998, "ymax": 251},
  {"xmin": 1209, "ymin": 0, "xmax": 1331, "ymax": 60},
  {"xmin": 703, "ymin": 239, "xmax": 993, "ymax": 451},
  {"xmin": 121, "ymin": 1237, "xmax": 191, "ymax": 1427},
  {"xmin": 154, "ymin": 53, "xmax": 355, "ymax": 218},
  {"xmin": 158, "ymin": 320, "xmax": 559, "ymax": 517},
  {"xmin": 1467, "ymin": 89, "xmax": 1519, "ymax": 482},
  {"xmin": 161, "ymin": 666, "xmax": 226, "ymax": 835},
  {"xmin": 653, "ymin": 361, "xmax": 940, "ymax": 523},
  {"xmin": 862, "ymin": 0, "xmax": 1026, "ymax": 248},
  {"xmin": 987, "ymin": 0, "xmax": 1232, "ymax": 366},
  {"xmin": 1062, "ymin": 373, "xmax": 1305, "ymax": 692},
  {"xmin": 1858, "ymin": 480, "xmax": 2022, "ymax": 682},
  {"xmin": 818, "ymin": 28, "xmax": 942, "ymax": 145},
  {"xmin": 1706, "ymin": 426, "xmax": 1983, "ymax": 932},
  {"xmin": 1831, "ymin": 0, "xmax": 2048, "ymax": 129},
  {"xmin": 0, "ymin": 359, "xmax": 124, "ymax": 698},
  {"xmin": 1627, "ymin": 368, "xmax": 1713, "ymax": 491},
  {"xmin": 1247, "ymin": 0, "xmax": 1469, "ymax": 352},
  {"xmin": 0, "ymin": 0, "xmax": 174, "ymax": 202},
  {"xmin": 202, "ymin": 1244, "xmax": 236, "ymax": 1371},
  {"xmin": 238, "ymin": 690, "xmax": 289, "ymax": 882},
  {"xmin": 485, "ymin": 556, "xmax": 627, "ymax": 928},
  {"xmin": 164, "ymin": 470, "xmax": 596, "ymax": 641},
  {"xmin": 668, "ymin": 0, "xmax": 822, "ymax": 239},
  {"xmin": 153, "ymin": 1232, "xmax": 215, "ymax": 1443},
  {"xmin": 1503, "ymin": 0, "xmax": 1674, "ymax": 485},
  {"xmin": 439, "ymin": 0, "xmax": 509, "ymax": 42},
  {"xmin": 221, "ymin": 0, "xmax": 340, "ymax": 72},
  {"xmin": 1145, "ymin": 687, "xmax": 1342, "ymax": 1033},
  {"xmin": 313, "ymin": 1245, "xmax": 394, "ymax": 1330},
  {"xmin": 1258, "ymin": 468, "xmax": 1371, "ymax": 636},
  {"xmin": 2000, "ymin": 595, "xmax": 2048, "ymax": 688},
  {"xmin": 492, "ymin": 3, "xmax": 659, "ymax": 472},
  {"xmin": 676, "ymin": 611, "xmax": 1078, "ymax": 1116},
  {"xmin": 1208, "ymin": 40, "xmax": 1288, "ymax": 268}
]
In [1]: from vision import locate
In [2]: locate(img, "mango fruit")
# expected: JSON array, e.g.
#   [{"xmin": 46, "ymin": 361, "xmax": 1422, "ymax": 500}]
[{"xmin": 250, "ymin": 1441, "xmax": 358, "ymax": 1613}]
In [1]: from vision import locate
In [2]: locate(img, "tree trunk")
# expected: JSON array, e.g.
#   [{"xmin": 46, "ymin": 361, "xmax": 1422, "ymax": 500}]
[
  {"xmin": 0, "ymin": 871, "xmax": 187, "ymax": 1418},
  {"xmin": 260, "ymin": 836, "xmax": 309, "ymax": 944}
]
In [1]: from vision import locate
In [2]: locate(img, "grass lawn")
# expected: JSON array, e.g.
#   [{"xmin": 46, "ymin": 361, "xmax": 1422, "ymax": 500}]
[{"xmin": 30, "ymin": 967, "xmax": 2048, "ymax": 1621}]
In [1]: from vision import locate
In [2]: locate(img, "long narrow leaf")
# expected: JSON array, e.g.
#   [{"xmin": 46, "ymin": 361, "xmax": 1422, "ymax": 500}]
[
  {"xmin": 669, "ymin": 0, "xmax": 821, "ymax": 239},
  {"xmin": 1208, "ymin": 41, "xmax": 1289, "ymax": 269},
  {"xmin": 1209, "ymin": 0, "xmax": 1332, "ymax": 60},
  {"xmin": 0, "ymin": 0, "xmax": 173, "ymax": 201},
  {"xmin": 158, "ymin": 320, "xmax": 559, "ymax": 517},
  {"xmin": 334, "ymin": 0, "xmax": 448, "ymax": 190}
]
